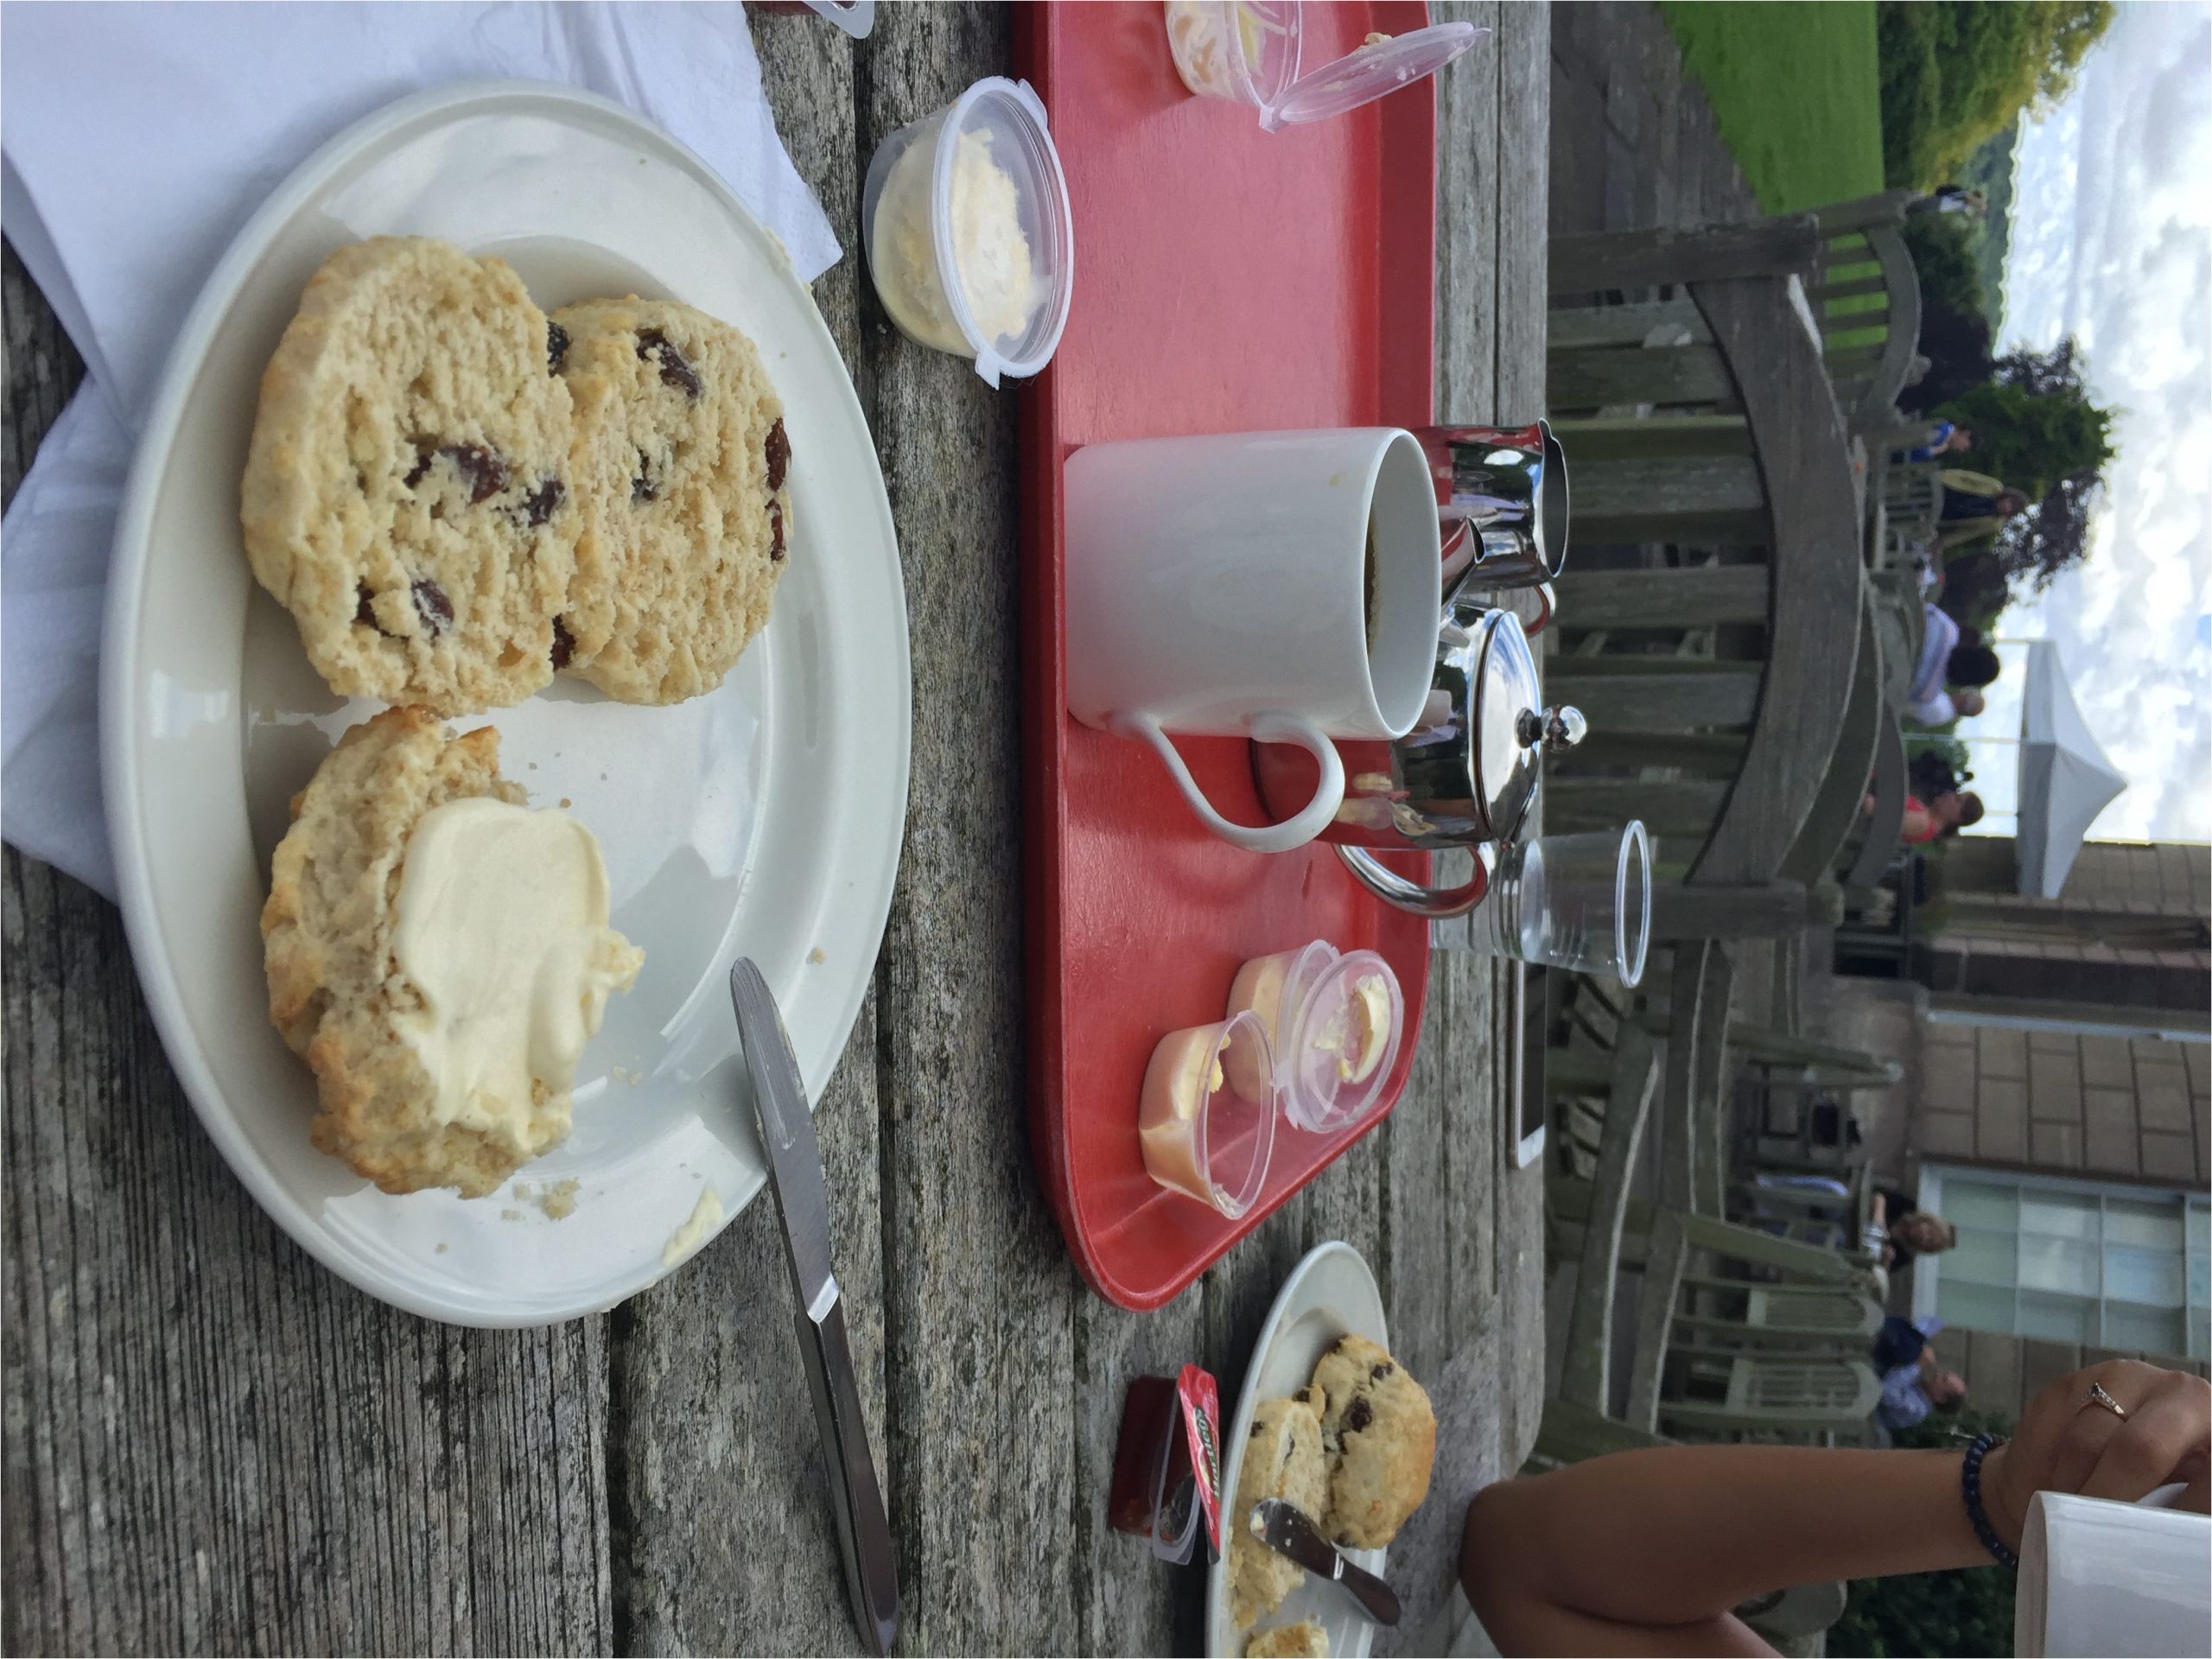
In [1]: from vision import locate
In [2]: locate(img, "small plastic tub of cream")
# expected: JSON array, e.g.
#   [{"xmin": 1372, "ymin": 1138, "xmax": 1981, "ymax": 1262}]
[
  {"xmin": 1281, "ymin": 949, "xmax": 1404, "ymax": 1133},
  {"xmin": 860, "ymin": 76, "xmax": 1073, "ymax": 386},
  {"xmin": 1139, "ymin": 1011, "xmax": 1277, "ymax": 1217},
  {"xmin": 1225, "ymin": 941, "xmax": 1405, "ymax": 1134}
]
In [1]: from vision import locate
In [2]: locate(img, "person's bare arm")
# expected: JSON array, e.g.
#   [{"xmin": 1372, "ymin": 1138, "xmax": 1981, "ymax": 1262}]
[
  {"xmin": 1461, "ymin": 1445, "xmax": 1981, "ymax": 1656},
  {"xmin": 1462, "ymin": 1362, "xmax": 2210, "ymax": 1657}
]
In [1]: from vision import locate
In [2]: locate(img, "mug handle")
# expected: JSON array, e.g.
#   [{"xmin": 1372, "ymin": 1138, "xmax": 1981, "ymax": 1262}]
[{"xmin": 1117, "ymin": 712, "xmax": 1344, "ymax": 854}]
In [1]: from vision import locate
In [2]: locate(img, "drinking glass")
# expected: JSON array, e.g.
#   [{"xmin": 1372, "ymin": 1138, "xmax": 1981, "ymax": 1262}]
[{"xmin": 1465, "ymin": 822, "xmax": 1651, "ymax": 987}]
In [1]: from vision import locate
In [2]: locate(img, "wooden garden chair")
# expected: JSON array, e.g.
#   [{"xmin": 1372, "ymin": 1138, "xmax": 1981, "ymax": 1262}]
[
  {"xmin": 1542, "ymin": 226, "xmax": 1866, "ymax": 950},
  {"xmin": 1658, "ymin": 1351, "xmax": 1882, "ymax": 1440}
]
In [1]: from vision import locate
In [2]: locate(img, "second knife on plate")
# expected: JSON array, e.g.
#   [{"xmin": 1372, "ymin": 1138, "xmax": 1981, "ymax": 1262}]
[
  {"xmin": 731, "ymin": 958, "xmax": 900, "ymax": 1656},
  {"xmin": 1250, "ymin": 1499, "xmax": 1402, "ymax": 1627}
]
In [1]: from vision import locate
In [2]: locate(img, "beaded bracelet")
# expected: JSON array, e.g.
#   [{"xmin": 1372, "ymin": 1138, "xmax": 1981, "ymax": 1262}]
[{"xmin": 1961, "ymin": 1431, "xmax": 2018, "ymax": 1570}]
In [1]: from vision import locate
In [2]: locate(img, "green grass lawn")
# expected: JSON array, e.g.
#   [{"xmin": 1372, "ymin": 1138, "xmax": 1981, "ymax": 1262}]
[{"xmin": 1659, "ymin": 1, "xmax": 1888, "ymax": 213}]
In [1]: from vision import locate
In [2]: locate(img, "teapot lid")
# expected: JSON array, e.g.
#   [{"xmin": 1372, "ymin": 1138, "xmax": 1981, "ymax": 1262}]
[{"xmin": 1469, "ymin": 608, "xmax": 1584, "ymax": 842}]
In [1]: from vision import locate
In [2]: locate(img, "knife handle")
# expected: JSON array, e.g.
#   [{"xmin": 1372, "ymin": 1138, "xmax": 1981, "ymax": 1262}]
[
  {"xmin": 798, "ymin": 1296, "xmax": 900, "ymax": 1656},
  {"xmin": 1336, "ymin": 1556, "xmax": 1403, "ymax": 1628}
]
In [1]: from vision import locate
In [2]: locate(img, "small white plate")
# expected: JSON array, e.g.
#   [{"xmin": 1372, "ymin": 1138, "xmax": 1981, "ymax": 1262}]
[
  {"xmin": 1207, "ymin": 1241, "xmax": 1391, "ymax": 1659},
  {"xmin": 100, "ymin": 82, "xmax": 909, "ymax": 1326}
]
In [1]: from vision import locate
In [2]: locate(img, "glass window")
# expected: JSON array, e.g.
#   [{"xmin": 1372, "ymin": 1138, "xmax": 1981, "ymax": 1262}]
[
  {"xmin": 2104, "ymin": 1301, "xmax": 2188, "ymax": 1354},
  {"xmin": 2107, "ymin": 1198, "xmax": 2184, "ymax": 1251},
  {"xmin": 1918, "ymin": 1170, "xmax": 2208, "ymax": 1361},
  {"xmin": 1936, "ymin": 1278, "xmax": 2018, "ymax": 1334},
  {"xmin": 2106, "ymin": 1246, "xmax": 2185, "ymax": 1307},
  {"xmin": 1948, "ymin": 1226, "xmax": 2017, "ymax": 1287},
  {"xmin": 1945, "ymin": 1181, "xmax": 2020, "ymax": 1234},
  {"xmin": 2018, "ymin": 1290, "xmax": 2094, "ymax": 1343}
]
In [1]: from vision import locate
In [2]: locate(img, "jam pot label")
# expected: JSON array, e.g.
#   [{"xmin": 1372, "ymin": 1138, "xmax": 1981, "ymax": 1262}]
[{"xmin": 1178, "ymin": 1363, "xmax": 1224, "ymax": 1560}]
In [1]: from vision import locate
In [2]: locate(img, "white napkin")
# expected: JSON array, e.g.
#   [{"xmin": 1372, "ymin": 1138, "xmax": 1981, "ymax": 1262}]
[{"xmin": 1, "ymin": 1, "xmax": 842, "ymax": 899}]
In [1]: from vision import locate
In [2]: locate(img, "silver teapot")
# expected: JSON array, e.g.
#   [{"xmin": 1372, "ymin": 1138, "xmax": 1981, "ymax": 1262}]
[
  {"xmin": 1253, "ymin": 418, "xmax": 1581, "ymax": 917},
  {"xmin": 1254, "ymin": 590, "xmax": 1583, "ymax": 916}
]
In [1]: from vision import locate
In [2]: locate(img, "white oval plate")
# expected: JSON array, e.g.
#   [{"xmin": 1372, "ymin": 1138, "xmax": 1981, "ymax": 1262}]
[
  {"xmin": 1207, "ymin": 1241, "xmax": 1391, "ymax": 1659},
  {"xmin": 100, "ymin": 82, "xmax": 909, "ymax": 1327}
]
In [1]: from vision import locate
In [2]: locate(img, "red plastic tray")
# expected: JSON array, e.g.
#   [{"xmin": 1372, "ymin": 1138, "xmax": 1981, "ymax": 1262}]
[{"xmin": 1015, "ymin": 1, "xmax": 1440, "ymax": 1311}]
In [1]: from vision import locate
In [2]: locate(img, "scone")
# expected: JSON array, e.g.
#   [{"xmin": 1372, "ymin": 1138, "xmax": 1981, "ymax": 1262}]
[
  {"xmin": 262, "ymin": 707, "xmax": 641, "ymax": 1196},
  {"xmin": 1247, "ymin": 1621, "xmax": 1330, "ymax": 1658},
  {"xmin": 242, "ymin": 236, "xmax": 578, "ymax": 715},
  {"xmin": 551, "ymin": 296, "xmax": 790, "ymax": 703},
  {"xmin": 1230, "ymin": 1394, "xmax": 1330, "ymax": 1629},
  {"xmin": 1309, "ymin": 1335, "xmax": 1437, "ymax": 1548}
]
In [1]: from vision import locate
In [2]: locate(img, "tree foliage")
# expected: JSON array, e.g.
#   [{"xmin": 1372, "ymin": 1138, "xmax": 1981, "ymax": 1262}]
[
  {"xmin": 1900, "ymin": 213, "xmax": 1998, "ymax": 405},
  {"xmin": 1829, "ymin": 1410, "xmax": 2018, "ymax": 1656},
  {"xmin": 1939, "ymin": 346, "xmax": 2114, "ymax": 499},
  {"xmin": 1879, "ymin": 1, "xmax": 2113, "ymax": 186},
  {"xmin": 1936, "ymin": 341, "xmax": 2117, "ymax": 589}
]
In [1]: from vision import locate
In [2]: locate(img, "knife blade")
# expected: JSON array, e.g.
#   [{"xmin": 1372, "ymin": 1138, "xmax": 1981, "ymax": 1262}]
[
  {"xmin": 730, "ymin": 959, "xmax": 899, "ymax": 1656},
  {"xmin": 1250, "ymin": 1499, "xmax": 1402, "ymax": 1627}
]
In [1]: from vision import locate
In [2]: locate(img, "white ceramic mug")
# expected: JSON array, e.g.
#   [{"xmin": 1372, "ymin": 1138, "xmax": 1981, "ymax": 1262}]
[
  {"xmin": 2017, "ymin": 1489, "xmax": 2212, "ymax": 1656},
  {"xmin": 1065, "ymin": 429, "xmax": 1440, "ymax": 853}
]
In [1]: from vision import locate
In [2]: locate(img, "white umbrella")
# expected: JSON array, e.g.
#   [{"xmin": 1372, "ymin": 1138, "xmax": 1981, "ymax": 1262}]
[{"xmin": 2015, "ymin": 640, "xmax": 2127, "ymax": 898}]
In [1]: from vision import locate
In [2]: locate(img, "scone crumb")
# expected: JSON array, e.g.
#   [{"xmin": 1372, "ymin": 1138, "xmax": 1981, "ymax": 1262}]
[
  {"xmin": 500, "ymin": 1207, "xmax": 524, "ymax": 1222},
  {"xmin": 808, "ymin": 946, "xmax": 828, "ymax": 964},
  {"xmin": 435, "ymin": 1242, "xmax": 449, "ymax": 1254},
  {"xmin": 538, "ymin": 1178, "xmax": 581, "ymax": 1220},
  {"xmin": 1248, "ymin": 1621, "xmax": 1330, "ymax": 1658}
]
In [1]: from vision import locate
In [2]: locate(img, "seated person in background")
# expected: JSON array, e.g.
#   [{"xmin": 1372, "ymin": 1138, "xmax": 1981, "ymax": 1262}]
[
  {"xmin": 1911, "ymin": 183, "xmax": 1988, "ymax": 218},
  {"xmin": 1461, "ymin": 1360, "xmax": 2210, "ymax": 1656},
  {"xmin": 1874, "ymin": 1314, "xmax": 1967, "ymax": 1433},
  {"xmin": 1902, "ymin": 788, "xmax": 1984, "ymax": 843},
  {"xmin": 1745, "ymin": 1176, "xmax": 1958, "ymax": 1271},
  {"xmin": 1895, "ymin": 419, "xmax": 1974, "ymax": 464},
  {"xmin": 1903, "ymin": 604, "xmax": 1999, "ymax": 723},
  {"xmin": 1869, "ymin": 1188, "xmax": 1958, "ymax": 1272},
  {"xmin": 1938, "ymin": 469, "xmax": 2029, "ymax": 550}
]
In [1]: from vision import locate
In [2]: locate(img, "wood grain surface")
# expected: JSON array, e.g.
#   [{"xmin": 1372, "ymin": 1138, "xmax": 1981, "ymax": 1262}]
[{"xmin": 1, "ymin": 4, "xmax": 1548, "ymax": 1652}]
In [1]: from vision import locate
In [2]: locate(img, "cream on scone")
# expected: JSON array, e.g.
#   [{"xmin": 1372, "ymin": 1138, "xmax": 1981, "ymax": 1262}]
[{"xmin": 262, "ymin": 708, "xmax": 641, "ymax": 1196}]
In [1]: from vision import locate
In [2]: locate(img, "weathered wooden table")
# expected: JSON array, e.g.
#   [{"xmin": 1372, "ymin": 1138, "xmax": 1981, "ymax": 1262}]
[{"xmin": 2, "ymin": 5, "xmax": 1548, "ymax": 1651}]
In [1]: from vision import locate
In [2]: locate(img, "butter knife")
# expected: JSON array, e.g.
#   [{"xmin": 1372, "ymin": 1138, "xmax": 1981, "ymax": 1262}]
[
  {"xmin": 730, "ymin": 959, "xmax": 899, "ymax": 1656},
  {"xmin": 1249, "ymin": 1499, "xmax": 1402, "ymax": 1627}
]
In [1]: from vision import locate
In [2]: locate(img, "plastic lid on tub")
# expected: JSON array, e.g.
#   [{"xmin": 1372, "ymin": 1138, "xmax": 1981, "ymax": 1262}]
[
  {"xmin": 938, "ymin": 77, "xmax": 1074, "ymax": 386},
  {"xmin": 1265, "ymin": 21, "xmax": 1484, "ymax": 130},
  {"xmin": 1281, "ymin": 949, "xmax": 1404, "ymax": 1135}
]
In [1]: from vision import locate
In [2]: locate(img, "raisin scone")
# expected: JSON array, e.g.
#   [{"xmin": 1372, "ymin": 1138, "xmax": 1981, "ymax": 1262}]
[
  {"xmin": 262, "ymin": 707, "xmax": 642, "ymax": 1197},
  {"xmin": 1230, "ymin": 1393, "xmax": 1331, "ymax": 1630},
  {"xmin": 550, "ymin": 296, "xmax": 790, "ymax": 703},
  {"xmin": 1308, "ymin": 1335, "xmax": 1437, "ymax": 1549},
  {"xmin": 241, "ymin": 237, "xmax": 577, "ymax": 715},
  {"xmin": 1247, "ymin": 1621, "xmax": 1330, "ymax": 1658}
]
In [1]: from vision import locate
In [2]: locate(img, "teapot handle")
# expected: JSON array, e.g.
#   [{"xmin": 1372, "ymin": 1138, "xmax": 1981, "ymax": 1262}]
[{"xmin": 1335, "ymin": 842, "xmax": 1497, "ymax": 919}]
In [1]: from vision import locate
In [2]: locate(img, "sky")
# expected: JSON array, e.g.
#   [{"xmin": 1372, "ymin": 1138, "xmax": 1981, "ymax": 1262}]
[{"xmin": 1954, "ymin": 0, "xmax": 2212, "ymax": 845}]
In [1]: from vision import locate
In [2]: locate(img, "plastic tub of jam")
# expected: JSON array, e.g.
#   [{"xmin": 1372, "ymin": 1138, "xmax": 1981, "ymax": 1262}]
[{"xmin": 1107, "ymin": 1364, "xmax": 1224, "ymax": 1564}]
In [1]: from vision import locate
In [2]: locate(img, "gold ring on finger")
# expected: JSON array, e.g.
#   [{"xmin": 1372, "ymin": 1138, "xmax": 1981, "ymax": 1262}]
[{"xmin": 2082, "ymin": 1382, "xmax": 2128, "ymax": 1421}]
